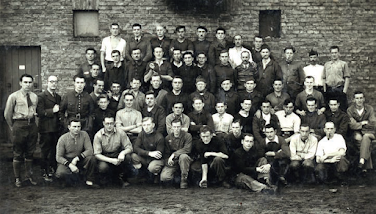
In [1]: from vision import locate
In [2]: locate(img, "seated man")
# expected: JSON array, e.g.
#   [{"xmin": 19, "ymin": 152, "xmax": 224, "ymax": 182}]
[
  {"xmin": 224, "ymin": 120, "xmax": 244, "ymax": 156},
  {"xmin": 235, "ymin": 52, "xmax": 257, "ymax": 91},
  {"xmin": 253, "ymin": 100, "xmax": 281, "ymax": 144},
  {"xmin": 196, "ymin": 52, "xmax": 216, "ymax": 94},
  {"xmin": 191, "ymin": 126, "xmax": 230, "ymax": 188},
  {"xmin": 115, "ymin": 93, "xmax": 142, "ymax": 143},
  {"xmin": 259, "ymin": 124, "xmax": 291, "ymax": 185},
  {"xmin": 175, "ymin": 52, "xmax": 201, "ymax": 94},
  {"xmin": 324, "ymin": 97, "xmax": 350, "ymax": 137},
  {"xmin": 93, "ymin": 115, "xmax": 133, "ymax": 187},
  {"xmin": 212, "ymin": 101, "xmax": 234, "ymax": 138},
  {"xmin": 275, "ymin": 99, "xmax": 301, "ymax": 142},
  {"xmin": 347, "ymin": 91, "xmax": 376, "ymax": 172},
  {"xmin": 166, "ymin": 101, "xmax": 190, "ymax": 135},
  {"xmin": 301, "ymin": 97, "xmax": 326, "ymax": 140},
  {"xmin": 188, "ymin": 96, "xmax": 214, "ymax": 140},
  {"xmin": 132, "ymin": 117, "xmax": 165, "ymax": 183},
  {"xmin": 231, "ymin": 134, "xmax": 276, "ymax": 194},
  {"xmin": 160, "ymin": 119, "xmax": 193, "ymax": 189},
  {"xmin": 125, "ymin": 48, "xmax": 148, "ymax": 91},
  {"xmin": 55, "ymin": 119, "xmax": 98, "ymax": 188},
  {"xmin": 289, "ymin": 124, "xmax": 318, "ymax": 183},
  {"xmin": 315, "ymin": 122, "xmax": 349, "ymax": 184}
]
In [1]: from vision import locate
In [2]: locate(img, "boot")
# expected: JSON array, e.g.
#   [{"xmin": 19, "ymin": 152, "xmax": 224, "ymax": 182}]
[
  {"xmin": 25, "ymin": 159, "xmax": 37, "ymax": 185},
  {"xmin": 13, "ymin": 161, "xmax": 22, "ymax": 187}
]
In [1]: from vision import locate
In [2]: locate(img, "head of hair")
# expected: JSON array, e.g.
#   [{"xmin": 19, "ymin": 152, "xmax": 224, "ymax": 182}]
[
  {"xmin": 300, "ymin": 123, "xmax": 310, "ymax": 129},
  {"xmin": 97, "ymin": 94, "xmax": 108, "ymax": 101},
  {"xmin": 111, "ymin": 23, "xmax": 119, "ymax": 28},
  {"xmin": 260, "ymin": 44, "xmax": 270, "ymax": 51},
  {"xmin": 306, "ymin": 97, "xmax": 317, "ymax": 104},
  {"xmin": 283, "ymin": 98, "xmax": 294, "ymax": 106},
  {"xmin": 93, "ymin": 78, "xmax": 104, "ymax": 85},
  {"xmin": 330, "ymin": 45, "xmax": 340, "ymax": 51},
  {"xmin": 182, "ymin": 52, "xmax": 193, "ymax": 58},
  {"xmin": 216, "ymin": 27, "xmax": 226, "ymax": 34},
  {"xmin": 192, "ymin": 96, "xmax": 203, "ymax": 103},
  {"xmin": 102, "ymin": 113, "xmax": 115, "ymax": 121},
  {"xmin": 142, "ymin": 117, "xmax": 153, "ymax": 123},
  {"xmin": 354, "ymin": 91, "xmax": 364, "ymax": 97},
  {"xmin": 85, "ymin": 48, "xmax": 97, "ymax": 54},
  {"xmin": 232, "ymin": 119, "xmax": 242, "ymax": 125},
  {"xmin": 284, "ymin": 46, "xmax": 296, "ymax": 53},
  {"xmin": 200, "ymin": 125, "xmax": 213, "ymax": 134},
  {"xmin": 171, "ymin": 118, "xmax": 182, "ymax": 125},
  {"xmin": 20, "ymin": 74, "xmax": 34, "ymax": 82},
  {"xmin": 175, "ymin": 25, "xmax": 185, "ymax": 32},
  {"xmin": 254, "ymin": 35, "xmax": 263, "ymax": 40},
  {"xmin": 264, "ymin": 123, "xmax": 276, "ymax": 130},
  {"xmin": 131, "ymin": 48, "xmax": 141, "ymax": 53},
  {"xmin": 132, "ymin": 23, "xmax": 142, "ymax": 29},
  {"xmin": 123, "ymin": 92, "xmax": 135, "ymax": 99},
  {"xmin": 308, "ymin": 49, "xmax": 318, "ymax": 56},
  {"xmin": 145, "ymin": 90, "xmax": 155, "ymax": 97},
  {"xmin": 219, "ymin": 49, "xmax": 228, "ymax": 55},
  {"xmin": 111, "ymin": 50, "xmax": 121, "ymax": 55},
  {"xmin": 243, "ymin": 133, "xmax": 254, "ymax": 140},
  {"xmin": 73, "ymin": 74, "xmax": 85, "ymax": 82},
  {"xmin": 69, "ymin": 118, "xmax": 81, "ymax": 125},
  {"xmin": 305, "ymin": 75, "xmax": 315, "ymax": 81},
  {"xmin": 197, "ymin": 26, "xmax": 208, "ymax": 32},
  {"xmin": 111, "ymin": 81, "xmax": 121, "ymax": 87}
]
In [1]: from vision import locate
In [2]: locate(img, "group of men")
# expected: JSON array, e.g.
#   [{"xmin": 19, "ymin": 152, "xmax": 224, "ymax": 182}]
[{"xmin": 4, "ymin": 23, "xmax": 375, "ymax": 194}]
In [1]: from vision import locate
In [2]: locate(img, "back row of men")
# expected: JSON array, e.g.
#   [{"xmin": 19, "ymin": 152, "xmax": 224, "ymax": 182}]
[{"xmin": 5, "ymin": 72, "xmax": 374, "ymax": 192}]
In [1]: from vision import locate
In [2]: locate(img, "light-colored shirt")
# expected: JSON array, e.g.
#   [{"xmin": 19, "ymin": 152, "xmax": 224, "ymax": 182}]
[
  {"xmin": 56, "ymin": 131, "xmax": 93, "ymax": 165},
  {"xmin": 275, "ymin": 110, "xmax": 301, "ymax": 133},
  {"xmin": 316, "ymin": 134, "xmax": 347, "ymax": 157},
  {"xmin": 212, "ymin": 113, "xmax": 234, "ymax": 134},
  {"xmin": 117, "ymin": 89, "xmax": 145, "ymax": 111},
  {"xmin": 115, "ymin": 108, "xmax": 142, "ymax": 133},
  {"xmin": 228, "ymin": 47, "xmax": 253, "ymax": 68},
  {"xmin": 93, "ymin": 127, "xmax": 132, "ymax": 155},
  {"xmin": 323, "ymin": 60, "xmax": 350, "ymax": 87},
  {"xmin": 100, "ymin": 36, "xmax": 126, "ymax": 61},
  {"xmin": 4, "ymin": 90, "xmax": 38, "ymax": 127},
  {"xmin": 166, "ymin": 113, "xmax": 190, "ymax": 135},
  {"xmin": 289, "ymin": 134, "xmax": 318, "ymax": 160},
  {"xmin": 303, "ymin": 64, "xmax": 325, "ymax": 86},
  {"xmin": 265, "ymin": 135, "xmax": 279, "ymax": 145}
]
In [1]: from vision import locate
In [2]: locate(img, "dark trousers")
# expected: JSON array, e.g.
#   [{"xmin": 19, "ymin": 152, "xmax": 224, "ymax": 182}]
[
  {"xmin": 98, "ymin": 152, "xmax": 131, "ymax": 182},
  {"xmin": 270, "ymin": 158, "xmax": 290, "ymax": 184},
  {"xmin": 190, "ymin": 157, "xmax": 227, "ymax": 183},
  {"xmin": 12, "ymin": 121, "xmax": 38, "ymax": 161},
  {"xmin": 315, "ymin": 157, "xmax": 349, "ymax": 182},
  {"xmin": 40, "ymin": 132, "xmax": 59, "ymax": 172},
  {"xmin": 56, "ymin": 156, "xmax": 97, "ymax": 183}
]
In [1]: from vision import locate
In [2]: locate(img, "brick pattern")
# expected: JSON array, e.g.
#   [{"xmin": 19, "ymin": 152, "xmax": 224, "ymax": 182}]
[{"xmin": 0, "ymin": 0, "xmax": 376, "ymax": 106}]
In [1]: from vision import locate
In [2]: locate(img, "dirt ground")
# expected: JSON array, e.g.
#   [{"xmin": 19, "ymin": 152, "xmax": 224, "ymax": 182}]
[{"xmin": 0, "ymin": 160, "xmax": 376, "ymax": 214}]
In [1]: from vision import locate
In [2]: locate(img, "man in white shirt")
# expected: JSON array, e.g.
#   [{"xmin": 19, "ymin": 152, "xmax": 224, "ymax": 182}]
[
  {"xmin": 275, "ymin": 99, "xmax": 301, "ymax": 142},
  {"xmin": 228, "ymin": 35, "xmax": 253, "ymax": 69},
  {"xmin": 100, "ymin": 23, "xmax": 126, "ymax": 73},
  {"xmin": 303, "ymin": 50, "xmax": 325, "ymax": 93},
  {"xmin": 212, "ymin": 101, "xmax": 234, "ymax": 138}
]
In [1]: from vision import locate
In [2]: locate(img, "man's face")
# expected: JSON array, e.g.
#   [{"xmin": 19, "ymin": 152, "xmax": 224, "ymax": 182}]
[
  {"xmin": 261, "ymin": 102, "xmax": 271, "ymax": 114},
  {"xmin": 171, "ymin": 121, "xmax": 182, "ymax": 136},
  {"xmin": 285, "ymin": 49, "xmax": 294, "ymax": 61},
  {"xmin": 47, "ymin": 76, "xmax": 58, "ymax": 91},
  {"xmin": 215, "ymin": 103, "xmax": 226, "ymax": 114},
  {"xmin": 300, "ymin": 126, "xmax": 310, "ymax": 141},
  {"xmin": 265, "ymin": 127, "xmax": 276, "ymax": 141},
  {"xmin": 156, "ymin": 26, "xmax": 165, "ymax": 38},
  {"xmin": 216, "ymin": 30, "xmax": 225, "ymax": 40},
  {"xmin": 98, "ymin": 98, "xmax": 109, "ymax": 110},
  {"xmin": 329, "ymin": 100, "xmax": 340, "ymax": 112},
  {"xmin": 309, "ymin": 55, "xmax": 318, "ymax": 65},
  {"xmin": 130, "ymin": 79, "xmax": 141, "ymax": 90},
  {"xmin": 197, "ymin": 54, "xmax": 207, "ymax": 65},
  {"xmin": 111, "ymin": 52, "xmax": 120, "ymax": 63},
  {"xmin": 68, "ymin": 121, "xmax": 81, "ymax": 135},
  {"xmin": 254, "ymin": 37, "xmax": 263, "ymax": 49},
  {"xmin": 74, "ymin": 77, "xmax": 85, "ymax": 92},
  {"xmin": 261, "ymin": 48, "xmax": 270, "ymax": 59},
  {"xmin": 330, "ymin": 48, "xmax": 339, "ymax": 60},
  {"xmin": 196, "ymin": 81, "xmax": 206, "ymax": 92},
  {"xmin": 244, "ymin": 80, "xmax": 256, "ymax": 91},
  {"xmin": 20, "ymin": 77, "xmax": 33, "ymax": 91},
  {"xmin": 173, "ymin": 50, "xmax": 182, "ymax": 62},
  {"xmin": 324, "ymin": 123, "xmax": 336, "ymax": 138},
  {"xmin": 221, "ymin": 80, "xmax": 232, "ymax": 91},
  {"xmin": 151, "ymin": 77, "xmax": 162, "ymax": 89},
  {"xmin": 103, "ymin": 117, "xmax": 115, "ymax": 133},
  {"xmin": 131, "ymin": 50, "xmax": 141, "ymax": 61},
  {"xmin": 200, "ymin": 131, "xmax": 213, "ymax": 144},
  {"xmin": 145, "ymin": 94, "xmax": 155, "ymax": 107},
  {"xmin": 154, "ymin": 48, "xmax": 164, "ymax": 60},
  {"xmin": 306, "ymin": 100, "xmax": 316, "ymax": 112},
  {"xmin": 111, "ymin": 83, "xmax": 121, "ymax": 95},
  {"xmin": 90, "ymin": 65, "xmax": 100, "ymax": 77},
  {"xmin": 283, "ymin": 102, "xmax": 294, "ymax": 115},
  {"xmin": 94, "ymin": 80, "xmax": 104, "ymax": 94},
  {"xmin": 133, "ymin": 26, "xmax": 141, "ymax": 37},
  {"xmin": 354, "ymin": 94, "xmax": 365, "ymax": 106},
  {"xmin": 193, "ymin": 100, "xmax": 204, "ymax": 112},
  {"xmin": 241, "ymin": 100, "xmax": 252, "ymax": 112},
  {"xmin": 234, "ymin": 35, "xmax": 242, "ymax": 47},
  {"xmin": 183, "ymin": 54, "xmax": 193, "ymax": 65},
  {"xmin": 142, "ymin": 119, "xmax": 155, "ymax": 134},
  {"xmin": 273, "ymin": 80, "xmax": 283, "ymax": 92},
  {"xmin": 242, "ymin": 136, "xmax": 255, "ymax": 151},
  {"xmin": 172, "ymin": 78, "xmax": 183, "ymax": 91},
  {"xmin": 124, "ymin": 95, "xmax": 134, "ymax": 108},
  {"xmin": 219, "ymin": 52, "xmax": 229, "ymax": 65},
  {"xmin": 231, "ymin": 122, "xmax": 242, "ymax": 136},
  {"xmin": 172, "ymin": 103, "xmax": 184, "ymax": 115},
  {"xmin": 110, "ymin": 25, "xmax": 120, "ymax": 36},
  {"xmin": 241, "ymin": 52, "xmax": 250, "ymax": 63},
  {"xmin": 197, "ymin": 29, "xmax": 207, "ymax": 40},
  {"xmin": 177, "ymin": 28, "xmax": 185, "ymax": 39},
  {"xmin": 304, "ymin": 78, "xmax": 314, "ymax": 90},
  {"xmin": 86, "ymin": 50, "xmax": 96, "ymax": 61}
]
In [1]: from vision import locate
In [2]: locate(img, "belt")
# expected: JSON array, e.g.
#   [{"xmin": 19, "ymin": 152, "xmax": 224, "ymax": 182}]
[{"xmin": 14, "ymin": 118, "xmax": 35, "ymax": 124}]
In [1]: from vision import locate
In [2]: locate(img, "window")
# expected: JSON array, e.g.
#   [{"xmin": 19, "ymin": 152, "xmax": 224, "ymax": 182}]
[
  {"xmin": 73, "ymin": 10, "xmax": 99, "ymax": 37},
  {"xmin": 259, "ymin": 10, "xmax": 281, "ymax": 38}
]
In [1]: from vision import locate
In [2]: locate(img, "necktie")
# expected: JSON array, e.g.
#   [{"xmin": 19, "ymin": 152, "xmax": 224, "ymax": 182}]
[{"xmin": 26, "ymin": 93, "xmax": 33, "ymax": 107}]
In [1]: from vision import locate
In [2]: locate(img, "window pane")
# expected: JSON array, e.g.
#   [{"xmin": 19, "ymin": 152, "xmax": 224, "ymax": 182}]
[{"xmin": 74, "ymin": 10, "xmax": 99, "ymax": 37}]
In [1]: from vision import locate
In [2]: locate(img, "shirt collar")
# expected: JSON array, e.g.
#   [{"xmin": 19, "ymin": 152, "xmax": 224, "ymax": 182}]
[{"xmin": 266, "ymin": 135, "xmax": 279, "ymax": 144}]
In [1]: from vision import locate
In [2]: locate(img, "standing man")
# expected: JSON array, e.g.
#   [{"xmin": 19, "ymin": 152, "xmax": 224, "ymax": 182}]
[
  {"xmin": 90, "ymin": 78, "xmax": 105, "ymax": 107},
  {"xmin": 83, "ymin": 64, "xmax": 102, "ymax": 93},
  {"xmin": 324, "ymin": 97, "xmax": 350, "ymax": 137},
  {"xmin": 208, "ymin": 27, "xmax": 232, "ymax": 66},
  {"xmin": 279, "ymin": 46, "xmax": 304, "ymax": 100},
  {"xmin": 59, "ymin": 75, "xmax": 95, "ymax": 135},
  {"xmin": 323, "ymin": 46, "xmax": 350, "ymax": 110},
  {"xmin": 77, "ymin": 48, "xmax": 100, "ymax": 77},
  {"xmin": 228, "ymin": 35, "xmax": 253, "ymax": 69},
  {"xmin": 125, "ymin": 48, "xmax": 148, "ymax": 91},
  {"xmin": 235, "ymin": 52, "xmax": 257, "ymax": 91},
  {"xmin": 169, "ymin": 26, "xmax": 194, "ymax": 57},
  {"xmin": 275, "ymin": 99, "xmax": 301, "ymax": 141},
  {"xmin": 100, "ymin": 23, "xmax": 126, "ymax": 73},
  {"xmin": 175, "ymin": 52, "xmax": 201, "ymax": 94},
  {"xmin": 161, "ymin": 76, "xmax": 189, "ymax": 115},
  {"xmin": 193, "ymin": 26, "xmax": 211, "ymax": 57},
  {"xmin": 125, "ymin": 23, "xmax": 152, "ymax": 63},
  {"xmin": 160, "ymin": 119, "xmax": 193, "ymax": 188},
  {"xmin": 303, "ymin": 50, "xmax": 325, "ymax": 94},
  {"xmin": 214, "ymin": 50, "xmax": 237, "ymax": 90},
  {"xmin": 144, "ymin": 47, "xmax": 174, "ymax": 90},
  {"xmin": 4, "ymin": 74, "xmax": 38, "ymax": 187},
  {"xmin": 300, "ymin": 97, "xmax": 327, "ymax": 140},
  {"xmin": 104, "ymin": 50, "xmax": 127, "ymax": 90},
  {"xmin": 37, "ymin": 75, "xmax": 62, "ymax": 182},
  {"xmin": 150, "ymin": 25, "xmax": 171, "ymax": 61},
  {"xmin": 196, "ymin": 53, "xmax": 216, "ymax": 94},
  {"xmin": 250, "ymin": 35, "xmax": 263, "ymax": 64}
]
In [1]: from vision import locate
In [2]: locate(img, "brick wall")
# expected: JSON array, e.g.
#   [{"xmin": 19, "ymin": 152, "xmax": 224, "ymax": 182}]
[{"xmin": 0, "ymin": 0, "xmax": 376, "ymax": 106}]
